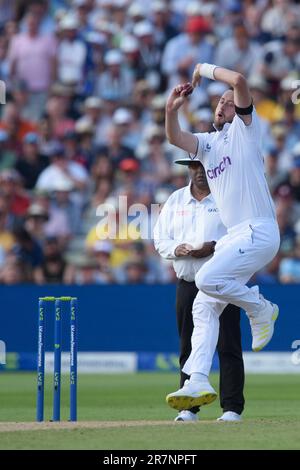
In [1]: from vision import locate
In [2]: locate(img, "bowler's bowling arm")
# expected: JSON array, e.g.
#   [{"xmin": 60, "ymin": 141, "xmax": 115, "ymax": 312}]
[{"xmin": 165, "ymin": 108, "xmax": 198, "ymax": 156}]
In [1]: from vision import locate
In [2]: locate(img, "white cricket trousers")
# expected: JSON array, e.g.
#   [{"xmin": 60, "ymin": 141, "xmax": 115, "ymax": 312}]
[{"xmin": 183, "ymin": 217, "xmax": 280, "ymax": 376}]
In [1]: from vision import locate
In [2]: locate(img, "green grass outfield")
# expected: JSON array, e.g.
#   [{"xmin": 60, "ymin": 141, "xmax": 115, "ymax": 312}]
[{"xmin": 0, "ymin": 372, "xmax": 300, "ymax": 450}]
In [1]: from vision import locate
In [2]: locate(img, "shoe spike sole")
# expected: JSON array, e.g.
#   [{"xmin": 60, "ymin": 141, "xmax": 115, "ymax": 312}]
[{"xmin": 166, "ymin": 393, "xmax": 217, "ymax": 411}]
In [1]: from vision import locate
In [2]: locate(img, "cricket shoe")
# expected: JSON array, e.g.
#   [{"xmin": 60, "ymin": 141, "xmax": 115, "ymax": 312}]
[
  {"xmin": 166, "ymin": 380, "xmax": 217, "ymax": 411},
  {"xmin": 217, "ymin": 411, "xmax": 242, "ymax": 422},
  {"xmin": 248, "ymin": 296, "xmax": 279, "ymax": 352},
  {"xmin": 174, "ymin": 410, "xmax": 199, "ymax": 422}
]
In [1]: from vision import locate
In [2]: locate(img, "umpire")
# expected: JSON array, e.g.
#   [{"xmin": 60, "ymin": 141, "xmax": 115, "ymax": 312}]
[{"xmin": 154, "ymin": 158, "xmax": 244, "ymax": 421}]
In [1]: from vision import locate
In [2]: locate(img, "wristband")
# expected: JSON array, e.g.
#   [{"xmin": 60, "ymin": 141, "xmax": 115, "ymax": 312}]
[{"xmin": 200, "ymin": 63, "xmax": 217, "ymax": 80}]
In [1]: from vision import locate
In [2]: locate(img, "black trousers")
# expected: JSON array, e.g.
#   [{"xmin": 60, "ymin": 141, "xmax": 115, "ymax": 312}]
[{"xmin": 176, "ymin": 278, "xmax": 245, "ymax": 415}]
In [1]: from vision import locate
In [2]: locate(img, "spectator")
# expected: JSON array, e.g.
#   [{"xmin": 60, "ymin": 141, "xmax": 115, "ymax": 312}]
[
  {"xmin": 0, "ymin": 101, "xmax": 38, "ymax": 148},
  {"xmin": 62, "ymin": 130, "xmax": 84, "ymax": 168},
  {"xmin": 279, "ymin": 238, "xmax": 300, "ymax": 284},
  {"xmin": 40, "ymin": 236, "xmax": 67, "ymax": 284},
  {"xmin": 191, "ymin": 108, "xmax": 214, "ymax": 133},
  {"xmin": 24, "ymin": 202, "xmax": 49, "ymax": 243},
  {"xmin": 76, "ymin": 96, "xmax": 103, "ymax": 139},
  {"xmin": 57, "ymin": 14, "xmax": 87, "ymax": 89},
  {"xmin": 150, "ymin": 1, "xmax": 179, "ymax": 49},
  {"xmin": 0, "ymin": 169, "xmax": 30, "ymax": 218},
  {"xmin": 9, "ymin": 79, "xmax": 31, "ymax": 122},
  {"xmin": 34, "ymin": 190, "xmax": 72, "ymax": 245},
  {"xmin": 0, "ymin": 33, "xmax": 9, "ymax": 83},
  {"xmin": 161, "ymin": 15, "xmax": 213, "ymax": 89},
  {"xmin": 133, "ymin": 20, "xmax": 162, "ymax": 87},
  {"xmin": 214, "ymin": 22, "xmax": 261, "ymax": 77},
  {"xmin": 281, "ymin": 102, "xmax": 300, "ymax": 152},
  {"xmin": 95, "ymin": 49, "xmax": 134, "ymax": 101},
  {"xmin": 19, "ymin": 0, "xmax": 56, "ymax": 35},
  {"xmin": 0, "ymin": 0, "xmax": 14, "ymax": 29},
  {"xmin": 127, "ymin": 2, "xmax": 146, "ymax": 27},
  {"xmin": 64, "ymin": 251, "xmax": 103, "ymax": 284},
  {"xmin": 261, "ymin": 0, "xmax": 300, "ymax": 39},
  {"xmin": 276, "ymin": 199, "xmax": 297, "ymax": 256},
  {"xmin": 50, "ymin": 177, "xmax": 82, "ymax": 235},
  {"xmin": 97, "ymin": 124, "xmax": 135, "ymax": 168},
  {"xmin": 35, "ymin": 141, "xmax": 89, "ymax": 194},
  {"xmin": 0, "ymin": 130, "xmax": 16, "ymax": 171},
  {"xmin": 132, "ymin": 79, "xmax": 156, "ymax": 125},
  {"xmin": 278, "ymin": 152, "xmax": 300, "ymax": 203},
  {"xmin": 264, "ymin": 147, "xmax": 286, "ymax": 194},
  {"xmin": 270, "ymin": 124, "xmax": 291, "ymax": 172},
  {"xmin": 0, "ymin": 258, "xmax": 28, "ymax": 284},
  {"xmin": 112, "ymin": 107, "xmax": 141, "ymax": 150},
  {"xmin": 0, "ymin": 193, "xmax": 15, "ymax": 253},
  {"xmin": 74, "ymin": 120, "xmax": 95, "ymax": 169},
  {"xmin": 120, "ymin": 35, "xmax": 147, "ymax": 82},
  {"xmin": 12, "ymin": 226, "xmax": 44, "ymax": 283},
  {"xmin": 45, "ymin": 84, "xmax": 75, "ymax": 139},
  {"xmin": 248, "ymin": 75, "xmax": 282, "ymax": 123},
  {"xmin": 15, "ymin": 132, "xmax": 49, "ymax": 189},
  {"xmin": 120, "ymin": 259, "xmax": 149, "ymax": 284},
  {"xmin": 8, "ymin": 9, "xmax": 57, "ymax": 121},
  {"xmin": 139, "ymin": 125, "xmax": 173, "ymax": 186},
  {"xmin": 88, "ymin": 240, "xmax": 116, "ymax": 283},
  {"xmin": 38, "ymin": 114, "xmax": 56, "ymax": 155},
  {"xmin": 256, "ymin": 25, "xmax": 300, "ymax": 91},
  {"xmin": 72, "ymin": 0, "xmax": 94, "ymax": 37},
  {"xmin": 82, "ymin": 154, "xmax": 114, "ymax": 230}
]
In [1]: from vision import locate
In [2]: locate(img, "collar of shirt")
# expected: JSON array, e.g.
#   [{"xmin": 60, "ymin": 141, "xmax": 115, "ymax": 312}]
[
  {"xmin": 212, "ymin": 122, "xmax": 231, "ymax": 133},
  {"xmin": 183, "ymin": 182, "xmax": 214, "ymax": 206}
]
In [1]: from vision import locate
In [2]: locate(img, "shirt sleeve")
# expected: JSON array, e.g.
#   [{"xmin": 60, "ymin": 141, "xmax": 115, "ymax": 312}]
[
  {"xmin": 153, "ymin": 198, "xmax": 179, "ymax": 260},
  {"xmin": 232, "ymin": 107, "xmax": 262, "ymax": 144},
  {"xmin": 191, "ymin": 132, "xmax": 208, "ymax": 162}
]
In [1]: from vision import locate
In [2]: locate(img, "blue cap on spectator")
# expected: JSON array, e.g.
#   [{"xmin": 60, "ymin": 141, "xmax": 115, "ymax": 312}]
[
  {"xmin": 47, "ymin": 141, "xmax": 65, "ymax": 157},
  {"xmin": 0, "ymin": 130, "xmax": 8, "ymax": 142},
  {"xmin": 23, "ymin": 132, "xmax": 39, "ymax": 144}
]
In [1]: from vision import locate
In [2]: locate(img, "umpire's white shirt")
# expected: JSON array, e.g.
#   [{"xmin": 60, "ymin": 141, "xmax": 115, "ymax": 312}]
[
  {"xmin": 194, "ymin": 109, "xmax": 276, "ymax": 229},
  {"xmin": 153, "ymin": 183, "xmax": 226, "ymax": 282}
]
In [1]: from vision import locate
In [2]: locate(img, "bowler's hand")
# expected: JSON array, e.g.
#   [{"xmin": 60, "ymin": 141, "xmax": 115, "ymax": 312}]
[
  {"xmin": 192, "ymin": 63, "xmax": 203, "ymax": 88},
  {"xmin": 175, "ymin": 243, "xmax": 194, "ymax": 257},
  {"xmin": 190, "ymin": 241, "xmax": 216, "ymax": 258},
  {"xmin": 166, "ymin": 83, "xmax": 193, "ymax": 112}
]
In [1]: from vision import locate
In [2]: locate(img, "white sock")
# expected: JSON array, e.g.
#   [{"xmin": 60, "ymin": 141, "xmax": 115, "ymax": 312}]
[{"xmin": 190, "ymin": 372, "xmax": 208, "ymax": 383}]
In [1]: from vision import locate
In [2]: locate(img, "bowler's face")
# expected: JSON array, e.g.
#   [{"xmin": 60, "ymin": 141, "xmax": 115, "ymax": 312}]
[{"xmin": 214, "ymin": 90, "xmax": 235, "ymax": 129}]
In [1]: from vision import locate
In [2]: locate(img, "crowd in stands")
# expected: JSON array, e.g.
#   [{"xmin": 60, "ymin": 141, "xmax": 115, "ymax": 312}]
[{"xmin": 0, "ymin": 0, "xmax": 300, "ymax": 284}]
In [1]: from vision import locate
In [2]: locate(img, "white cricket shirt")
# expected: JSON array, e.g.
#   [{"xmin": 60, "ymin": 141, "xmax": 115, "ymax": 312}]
[
  {"xmin": 153, "ymin": 184, "xmax": 226, "ymax": 282},
  {"xmin": 193, "ymin": 109, "xmax": 276, "ymax": 229}
]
